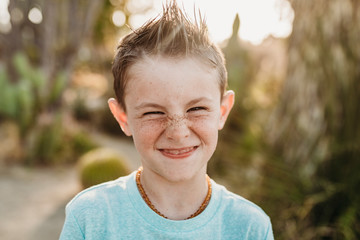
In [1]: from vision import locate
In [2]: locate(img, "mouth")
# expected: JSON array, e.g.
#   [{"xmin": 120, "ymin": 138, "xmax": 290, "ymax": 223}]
[{"xmin": 158, "ymin": 146, "xmax": 198, "ymax": 159}]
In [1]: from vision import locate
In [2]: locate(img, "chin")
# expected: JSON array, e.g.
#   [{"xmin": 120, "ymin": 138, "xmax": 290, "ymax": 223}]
[{"xmin": 163, "ymin": 166, "xmax": 207, "ymax": 183}]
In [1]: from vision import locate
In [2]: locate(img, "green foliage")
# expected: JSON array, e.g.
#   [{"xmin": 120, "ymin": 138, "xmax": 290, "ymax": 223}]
[
  {"xmin": 78, "ymin": 148, "xmax": 130, "ymax": 189},
  {"xmin": 72, "ymin": 92, "xmax": 92, "ymax": 121},
  {"xmin": 49, "ymin": 71, "xmax": 67, "ymax": 104},
  {"xmin": 209, "ymin": 14, "xmax": 260, "ymax": 196},
  {"xmin": 93, "ymin": 0, "xmax": 133, "ymax": 45},
  {"xmin": 25, "ymin": 114, "xmax": 98, "ymax": 165},
  {"xmin": 72, "ymin": 91, "xmax": 126, "ymax": 137},
  {"xmin": 0, "ymin": 68, "xmax": 17, "ymax": 118},
  {"xmin": 263, "ymin": 0, "xmax": 360, "ymax": 238},
  {"xmin": 71, "ymin": 132, "xmax": 99, "ymax": 156},
  {"xmin": 310, "ymin": 145, "xmax": 360, "ymax": 239},
  {"xmin": 0, "ymin": 52, "xmax": 67, "ymax": 134},
  {"xmin": 259, "ymin": 146, "xmax": 360, "ymax": 239},
  {"xmin": 210, "ymin": 3, "xmax": 360, "ymax": 238},
  {"xmin": 27, "ymin": 114, "xmax": 64, "ymax": 165}
]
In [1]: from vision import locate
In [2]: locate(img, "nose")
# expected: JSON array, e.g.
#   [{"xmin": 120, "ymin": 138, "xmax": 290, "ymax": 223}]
[{"xmin": 164, "ymin": 114, "xmax": 190, "ymax": 141}]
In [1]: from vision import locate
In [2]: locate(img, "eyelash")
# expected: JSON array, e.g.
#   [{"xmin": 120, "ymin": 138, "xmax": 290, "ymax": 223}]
[
  {"xmin": 143, "ymin": 107, "xmax": 207, "ymax": 116},
  {"xmin": 143, "ymin": 111, "xmax": 164, "ymax": 116},
  {"xmin": 187, "ymin": 106, "xmax": 207, "ymax": 112}
]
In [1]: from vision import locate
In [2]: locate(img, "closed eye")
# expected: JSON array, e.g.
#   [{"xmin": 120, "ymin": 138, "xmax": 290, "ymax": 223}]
[
  {"xmin": 187, "ymin": 107, "xmax": 207, "ymax": 112},
  {"xmin": 143, "ymin": 111, "xmax": 165, "ymax": 116}
]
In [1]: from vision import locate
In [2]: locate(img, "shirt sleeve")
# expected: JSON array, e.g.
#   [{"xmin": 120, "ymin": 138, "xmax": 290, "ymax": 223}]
[
  {"xmin": 59, "ymin": 207, "xmax": 85, "ymax": 240},
  {"xmin": 264, "ymin": 219, "xmax": 275, "ymax": 240}
]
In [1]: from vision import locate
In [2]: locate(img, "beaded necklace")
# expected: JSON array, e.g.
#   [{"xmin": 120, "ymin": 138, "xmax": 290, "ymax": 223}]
[{"xmin": 135, "ymin": 167, "xmax": 212, "ymax": 220}]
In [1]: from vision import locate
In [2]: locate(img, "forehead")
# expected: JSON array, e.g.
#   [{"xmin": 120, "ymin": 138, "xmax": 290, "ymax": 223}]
[
  {"xmin": 124, "ymin": 55, "xmax": 221, "ymax": 102},
  {"xmin": 129, "ymin": 55, "xmax": 217, "ymax": 78}
]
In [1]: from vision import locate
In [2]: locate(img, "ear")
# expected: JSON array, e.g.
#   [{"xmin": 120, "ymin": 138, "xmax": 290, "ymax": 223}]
[
  {"xmin": 218, "ymin": 90, "xmax": 235, "ymax": 130},
  {"xmin": 108, "ymin": 98, "xmax": 132, "ymax": 136}
]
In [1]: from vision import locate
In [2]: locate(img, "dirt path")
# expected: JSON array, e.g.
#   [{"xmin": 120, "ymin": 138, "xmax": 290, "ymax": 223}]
[
  {"xmin": 0, "ymin": 166, "xmax": 79, "ymax": 240},
  {"xmin": 0, "ymin": 134, "xmax": 140, "ymax": 240}
]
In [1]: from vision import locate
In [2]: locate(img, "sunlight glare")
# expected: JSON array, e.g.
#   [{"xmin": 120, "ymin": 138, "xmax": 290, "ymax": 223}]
[
  {"xmin": 135, "ymin": 0, "xmax": 294, "ymax": 45},
  {"xmin": 112, "ymin": 10, "xmax": 126, "ymax": 27},
  {"xmin": 28, "ymin": 7, "xmax": 43, "ymax": 24},
  {"xmin": 0, "ymin": 0, "xmax": 10, "ymax": 25},
  {"xmin": 0, "ymin": 0, "xmax": 11, "ymax": 33}
]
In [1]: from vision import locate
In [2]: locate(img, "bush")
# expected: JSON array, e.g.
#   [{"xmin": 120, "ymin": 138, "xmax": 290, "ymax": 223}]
[
  {"xmin": 24, "ymin": 113, "xmax": 98, "ymax": 165},
  {"xmin": 0, "ymin": 52, "xmax": 66, "ymax": 135},
  {"xmin": 71, "ymin": 132, "xmax": 99, "ymax": 157},
  {"xmin": 78, "ymin": 148, "xmax": 130, "ymax": 189}
]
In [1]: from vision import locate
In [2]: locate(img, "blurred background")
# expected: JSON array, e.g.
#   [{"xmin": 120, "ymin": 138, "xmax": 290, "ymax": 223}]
[{"xmin": 0, "ymin": 0, "xmax": 359, "ymax": 239}]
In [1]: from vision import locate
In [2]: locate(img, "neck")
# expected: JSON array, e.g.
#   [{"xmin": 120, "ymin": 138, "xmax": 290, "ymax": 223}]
[{"xmin": 137, "ymin": 167, "xmax": 211, "ymax": 220}]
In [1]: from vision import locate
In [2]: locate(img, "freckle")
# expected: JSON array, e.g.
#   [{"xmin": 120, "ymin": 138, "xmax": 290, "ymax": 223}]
[{"xmin": 166, "ymin": 114, "xmax": 188, "ymax": 127}]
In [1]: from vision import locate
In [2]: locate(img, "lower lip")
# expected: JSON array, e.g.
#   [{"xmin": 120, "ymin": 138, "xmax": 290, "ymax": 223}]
[{"xmin": 159, "ymin": 147, "xmax": 197, "ymax": 159}]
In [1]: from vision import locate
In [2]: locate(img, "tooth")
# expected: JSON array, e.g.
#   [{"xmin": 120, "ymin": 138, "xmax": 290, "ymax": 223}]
[{"xmin": 163, "ymin": 147, "xmax": 193, "ymax": 155}]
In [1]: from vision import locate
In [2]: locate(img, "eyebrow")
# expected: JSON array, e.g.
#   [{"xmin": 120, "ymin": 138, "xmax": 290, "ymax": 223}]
[
  {"xmin": 134, "ymin": 102, "xmax": 165, "ymax": 111},
  {"xmin": 134, "ymin": 97, "xmax": 213, "ymax": 111},
  {"xmin": 186, "ymin": 97, "xmax": 212, "ymax": 107}
]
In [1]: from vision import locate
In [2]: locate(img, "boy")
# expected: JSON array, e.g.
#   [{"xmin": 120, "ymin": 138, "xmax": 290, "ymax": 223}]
[{"xmin": 60, "ymin": 1, "xmax": 273, "ymax": 239}]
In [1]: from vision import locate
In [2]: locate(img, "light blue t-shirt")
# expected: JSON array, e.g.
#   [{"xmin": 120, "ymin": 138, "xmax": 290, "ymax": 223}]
[{"xmin": 60, "ymin": 172, "xmax": 274, "ymax": 239}]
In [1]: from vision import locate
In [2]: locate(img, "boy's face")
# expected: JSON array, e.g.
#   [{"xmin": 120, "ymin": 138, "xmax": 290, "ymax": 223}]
[{"xmin": 109, "ymin": 56, "xmax": 234, "ymax": 182}]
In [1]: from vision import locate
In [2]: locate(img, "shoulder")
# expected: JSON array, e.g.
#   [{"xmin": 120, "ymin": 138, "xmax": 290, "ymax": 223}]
[
  {"xmin": 66, "ymin": 173, "xmax": 134, "ymax": 215},
  {"xmin": 215, "ymin": 183, "xmax": 269, "ymax": 219},
  {"xmin": 225, "ymin": 189, "xmax": 268, "ymax": 219},
  {"xmin": 213, "ymin": 182, "xmax": 273, "ymax": 238}
]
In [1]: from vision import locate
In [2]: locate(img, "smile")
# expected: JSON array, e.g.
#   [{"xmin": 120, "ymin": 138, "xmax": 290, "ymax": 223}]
[{"xmin": 159, "ymin": 146, "xmax": 198, "ymax": 158}]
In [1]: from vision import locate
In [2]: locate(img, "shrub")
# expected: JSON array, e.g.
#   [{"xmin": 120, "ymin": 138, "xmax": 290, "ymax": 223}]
[
  {"xmin": 0, "ymin": 53, "xmax": 66, "ymax": 135},
  {"xmin": 78, "ymin": 148, "xmax": 130, "ymax": 189},
  {"xmin": 25, "ymin": 114, "xmax": 98, "ymax": 165}
]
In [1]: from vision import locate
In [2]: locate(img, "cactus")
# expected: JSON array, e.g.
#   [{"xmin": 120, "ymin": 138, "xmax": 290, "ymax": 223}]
[
  {"xmin": 0, "ymin": 67, "xmax": 17, "ymax": 118},
  {"xmin": 24, "ymin": 112, "xmax": 62, "ymax": 165},
  {"xmin": 0, "ymin": 52, "xmax": 89, "ymax": 165},
  {"xmin": 78, "ymin": 148, "xmax": 130, "ymax": 189},
  {"xmin": 0, "ymin": 52, "xmax": 67, "ymax": 135}
]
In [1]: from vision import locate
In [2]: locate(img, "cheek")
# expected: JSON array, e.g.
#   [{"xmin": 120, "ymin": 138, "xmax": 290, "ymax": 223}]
[
  {"xmin": 189, "ymin": 112, "xmax": 220, "ymax": 128},
  {"xmin": 189, "ymin": 116, "xmax": 219, "ymax": 141},
  {"xmin": 191, "ymin": 118, "xmax": 219, "ymax": 158},
  {"xmin": 132, "ymin": 120, "xmax": 166, "ymax": 145}
]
